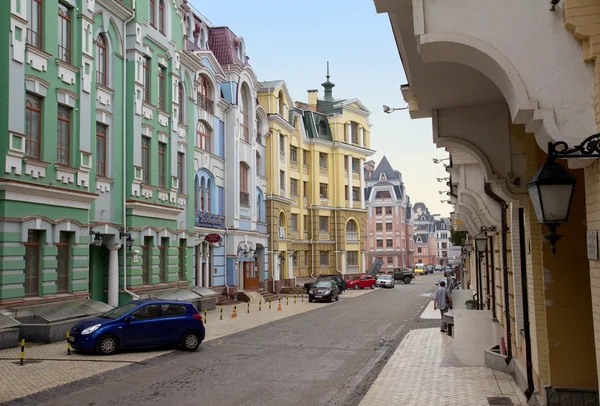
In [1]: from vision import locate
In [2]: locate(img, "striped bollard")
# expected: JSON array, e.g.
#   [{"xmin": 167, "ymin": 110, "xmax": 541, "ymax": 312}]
[
  {"xmin": 204, "ymin": 308, "xmax": 207, "ymax": 324},
  {"xmin": 66, "ymin": 332, "xmax": 71, "ymax": 355},
  {"xmin": 220, "ymin": 306, "xmax": 223, "ymax": 320},
  {"xmin": 19, "ymin": 339, "xmax": 24, "ymax": 366}
]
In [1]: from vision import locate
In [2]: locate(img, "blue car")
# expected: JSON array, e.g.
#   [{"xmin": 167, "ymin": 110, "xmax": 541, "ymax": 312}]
[{"xmin": 68, "ymin": 299, "xmax": 205, "ymax": 355}]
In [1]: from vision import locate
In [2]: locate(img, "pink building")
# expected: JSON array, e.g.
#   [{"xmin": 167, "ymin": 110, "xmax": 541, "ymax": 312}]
[
  {"xmin": 412, "ymin": 202, "xmax": 438, "ymax": 266},
  {"xmin": 364, "ymin": 158, "xmax": 414, "ymax": 270}
]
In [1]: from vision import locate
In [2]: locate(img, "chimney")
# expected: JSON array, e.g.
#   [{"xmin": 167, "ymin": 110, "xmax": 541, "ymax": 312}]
[{"xmin": 307, "ymin": 89, "xmax": 318, "ymax": 110}]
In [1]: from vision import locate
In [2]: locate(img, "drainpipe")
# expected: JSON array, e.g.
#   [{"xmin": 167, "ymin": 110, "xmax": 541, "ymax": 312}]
[
  {"xmin": 333, "ymin": 115, "xmax": 339, "ymax": 274},
  {"xmin": 476, "ymin": 250, "xmax": 483, "ymax": 309},
  {"xmin": 485, "ymin": 239, "xmax": 491, "ymax": 310},
  {"xmin": 518, "ymin": 207, "xmax": 535, "ymax": 400},
  {"xmin": 485, "ymin": 183, "xmax": 512, "ymax": 364},
  {"xmin": 489, "ymin": 235, "xmax": 496, "ymax": 320},
  {"xmin": 122, "ymin": 10, "xmax": 139, "ymax": 301}
]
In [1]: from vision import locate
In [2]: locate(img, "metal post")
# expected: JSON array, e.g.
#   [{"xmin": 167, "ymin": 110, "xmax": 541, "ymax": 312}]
[
  {"xmin": 204, "ymin": 308, "xmax": 207, "ymax": 324},
  {"xmin": 220, "ymin": 306, "xmax": 223, "ymax": 320},
  {"xmin": 66, "ymin": 332, "xmax": 71, "ymax": 355},
  {"xmin": 19, "ymin": 339, "xmax": 24, "ymax": 366}
]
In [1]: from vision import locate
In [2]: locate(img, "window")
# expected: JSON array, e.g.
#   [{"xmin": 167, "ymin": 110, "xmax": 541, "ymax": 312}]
[
  {"xmin": 352, "ymin": 158, "xmax": 360, "ymax": 173},
  {"xmin": 149, "ymin": 0, "xmax": 156, "ymax": 27},
  {"xmin": 240, "ymin": 85, "xmax": 250, "ymax": 143},
  {"xmin": 161, "ymin": 304, "xmax": 186, "ymax": 317},
  {"xmin": 346, "ymin": 220, "xmax": 358, "ymax": 241},
  {"xmin": 279, "ymin": 170, "xmax": 285, "ymax": 191},
  {"xmin": 57, "ymin": 2, "xmax": 71, "ymax": 63},
  {"xmin": 132, "ymin": 304, "xmax": 158, "ymax": 319},
  {"xmin": 319, "ymin": 216, "xmax": 328, "ymax": 233},
  {"xmin": 319, "ymin": 183, "xmax": 328, "ymax": 198},
  {"xmin": 24, "ymin": 230, "xmax": 41, "ymax": 297},
  {"xmin": 290, "ymin": 179, "xmax": 298, "ymax": 196},
  {"xmin": 344, "ymin": 186, "xmax": 348, "ymax": 200},
  {"xmin": 178, "ymin": 82, "xmax": 184, "ymax": 124},
  {"xmin": 158, "ymin": 0, "xmax": 165, "ymax": 34},
  {"xmin": 290, "ymin": 146, "xmax": 297, "ymax": 162},
  {"xmin": 304, "ymin": 215, "xmax": 308, "ymax": 232},
  {"xmin": 159, "ymin": 237, "xmax": 168, "ymax": 283},
  {"xmin": 206, "ymin": 179, "xmax": 211, "ymax": 213},
  {"xmin": 291, "ymin": 214, "xmax": 298, "ymax": 231},
  {"xmin": 347, "ymin": 251, "xmax": 358, "ymax": 266},
  {"xmin": 27, "ymin": 0, "xmax": 43, "ymax": 48},
  {"xmin": 352, "ymin": 187, "xmax": 360, "ymax": 201},
  {"xmin": 158, "ymin": 67, "xmax": 166, "ymax": 111},
  {"xmin": 240, "ymin": 163, "xmax": 249, "ymax": 207},
  {"xmin": 56, "ymin": 231, "xmax": 72, "ymax": 293},
  {"xmin": 387, "ymin": 257, "xmax": 394, "ymax": 265},
  {"xmin": 141, "ymin": 136, "xmax": 150, "ymax": 184},
  {"xmin": 303, "ymin": 150, "xmax": 310, "ymax": 166},
  {"xmin": 142, "ymin": 236, "xmax": 152, "ymax": 284},
  {"xmin": 96, "ymin": 123, "xmax": 107, "ymax": 177},
  {"xmin": 386, "ymin": 222, "xmax": 392, "ymax": 231},
  {"xmin": 351, "ymin": 122, "xmax": 359, "ymax": 144},
  {"xmin": 385, "ymin": 207, "xmax": 392, "ymax": 215},
  {"xmin": 377, "ymin": 239, "xmax": 383, "ymax": 248},
  {"xmin": 303, "ymin": 181, "xmax": 308, "ymax": 197},
  {"xmin": 376, "ymin": 191, "xmax": 391, "ymax": 199},
  {"xmin": 278, "ymin": 213, "xmax": 286, "ymax": 238},
  {"xmin": 199, "ymin": 177, "xmax": 205, "ymax": 212},
  {"xmin": 178, "ymin": 239, "xmax": 186, "ymax": 280},
  {"xmin": 417, "ymin": 247, "xmax": 422, "ymax": 254},
  {"xmin": 279, "ymin": 134, "xmax": 285, "ymax": 155},
  {"xmin": 319, "ymin": 152, "xmax": 327, "ymax": 169},
  {"xmin": 320, "ymin": 251, "xmax": 329, "ymax": 267},
  {"xmin": 25, "ymin": 93, "xmax": 42, "ymax": 160},
  {"xmin": 196, "ymin": 121, "xmax": 211, "ymax": 152},
  {"xmin": 375, "ymin": 207, "xmax": 382, "ymax": 215},
  {"xmin": 376, "ymin": 223, "xmax": 383, "ymax": 232},
  {"xmin": 96, "ymin": 34, "xmax": 108, "ymax": 86},
  {"xmin": 158, "ymin": 142, "xmax": 166, "ymax": 188},
  {"xmin": 386, "ymin": 239, "xmax": 393, "ymax": 248},
  {"xmin": 256, "ymin": 152, "xmax": 262, "ymax": 176},
  {"xmin": 198, "ymin": 75, "xmax": 214, "ymax": 114},
  {"xmin": 442, "ymin": 242, "xmax": 448, "ymax": 249},
  {"xmin": 143, "ymin": 58, "xmax": 151, "ymax": 103},
  {"xmin": 317, "ymin": 120, "xmax": 327, "ymax": 136},
  {"xmin": 177, "ymin": 152, "xmax": 184, "ymax": 193},
  {"xmin": 57, "ymin": 105, "xmax": 71, "ymax": 165}
]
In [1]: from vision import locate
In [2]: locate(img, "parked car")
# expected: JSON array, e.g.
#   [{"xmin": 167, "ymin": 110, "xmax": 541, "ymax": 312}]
[
  {"xmin": 413, "ymin": 263, "xmax": 425, "ymax": 275},
  {"xmin": 346, "ymin": 274, "xmax": 377, "ymax": 290},
  {"xmin": 393, "ymin": 268, "xmax": 415, "ymax": 284},
  {"xmin": 68, "ymin": 299, "xmax": 205, "ymax": 355},
  {"xmin": 376, "ymin": 274, "xmax": 395, "ymax": 288},
  {"xmin": 308, "ymin": 280, "xmax": 339, "ymax": 302},
  {"xmin": 316, "ymin": 274, "xmax": 347, "ymax": 292},
  {"xmin": 435, "ymin": 265, "xmax": 444, "ymax": 272},
  {"xmin": 425, "ymin": 264, "xmax": 434, "ymax": 274}
]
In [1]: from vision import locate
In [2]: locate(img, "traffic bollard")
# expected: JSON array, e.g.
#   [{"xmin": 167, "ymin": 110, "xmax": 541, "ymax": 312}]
[
  {"xmin": 204, "ymin": 308, "xmax": 207, "ymax": 324},
  {"xmin": 301, "ymin": 293, "xmax": 304, "ymax": 302},
  {"xmin": 286, "ymin": 295, "xmax": 289, "ymax": 305},
  {"xmin": 232, "ymin": 305, "xmax": 237, "ymax": 319},
  {"xmin": 19, "ymin": 339, "xmax": 24, "ymax": 366},
  {"xmin": 259, "ymin": 300, "xmax": 262, "ymax": 311},
  {"xmin": 294, "ymin": 294, "xmax": 297, "ymax": 304},
  {"xmin": 220, "ymin": 306, "xmax": 223, "ymax": 320},
  {"xmin": 66, "ymin": 332, "xmax": 71, "ymax": 355},
  {"xmin": 247, "ymin": 302, "xmax": 250, "ymax": 314},
  {"xmin": 269, "ymin": 299, "xmax": 272, "ymax": 310}
]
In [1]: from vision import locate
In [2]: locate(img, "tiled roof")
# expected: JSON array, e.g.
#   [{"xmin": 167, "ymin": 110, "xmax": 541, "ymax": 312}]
[
  {"xmin": 260, "ymin": 80, "xmax": 284, "ymax": 89},
  {"xmin": 371, "ymin": 156, "xmax": 400, "ymax": 181},
  {"xmin": 300, "ymin": 109, "xmax": 333, "ymax": 141},
  {"xmin": 208, "ymin": 27, "xmax": 238, "ymax": 66}
]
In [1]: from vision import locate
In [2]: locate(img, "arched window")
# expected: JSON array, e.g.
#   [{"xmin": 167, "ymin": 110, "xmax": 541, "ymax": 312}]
[
  {"xmin": 196, "ymin": 121, "xmax": 211, "ymax": 153},
  {"xmin": 279, "ymin": 212, "xmax": 286, "ymax": 238},
  {"xmin": 200, "ymin": 28, "xmax": 206, "ymax": 49},
  {"xmin": 158, "ymin": 0, "xmax": 165, "ymax": 34},
  {"xmin": 278, "ymin": 90, "xmax": 284, "ymax": 116},
  {"xmin": 149, "ymin": 0, "xmax": 156, "ymax": 27},
  {"xmin": 206, "ymin": 179, "xmax": 211, "ymax": 213},
  {"xmin": 240, "ymin": 84, "xmax": 250, "ymax": 143},
  {"xmin": 199, "ymin": 177, "xmax": 205, "ymax": 212},
  {"xmin": 317, "ymin": 120, "xmax": 327, "ymax": 136},
  {"xmin": 238, "ymin": 40, "xmax": 245, "ymax": 62},
  {"xmin": 346, "ymin": 220, "xmax": 358, "ymax": 241},
  {"xmin": 178, "ymin": 82, "xmax": 184, "ymax": 124},
  {"xmin": 240, "ymin": 163, "xmax": 249, "ymax": 207},
  {"xmin": 194, "ymin": 175, "xmax": 200, "ymax": 212},
  {"xmin": 96, "ymin": 34, "xmax": 108, "ymax": 86},
  {"xmin": 256, "ymin": 192, "xmax": 262, "ymax": 221},
  {"xmin": 256, "ymin": 152, "xmax": 261, "ymax": 177},
  {"xmin": 184, "ymin": 15, "xmax": 190, "ymax": 38},
  {"xmin": 198, "ymin": 75, "xmax": 213, "ymax": 114}
]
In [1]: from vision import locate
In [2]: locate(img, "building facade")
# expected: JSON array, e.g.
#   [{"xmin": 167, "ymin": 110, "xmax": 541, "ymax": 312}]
[
  {"xmin": 365, "ymin": 157, "xmax": 414, "ymax": 270},
  {"xmin": 375, "ymin": 0, "xmax": 600, "ymax": 403},
  {"xmin": 434, "ymin": 218, "xmax": 450, "ymax": 265},
  {"xmin": 259, "ymin": 72, "xmax": 375, "ymax": 290},
  {"xmin": 412, "ymin": 202, "xmax": 437, "ymax": 265}
]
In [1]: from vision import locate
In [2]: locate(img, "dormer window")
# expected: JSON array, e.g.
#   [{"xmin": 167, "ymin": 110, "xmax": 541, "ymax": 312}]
[
  {"xmin": 237, "ymin": 38, "xmax": 245, "ymax": 62},
  {"xmin": 200, "ymin": 27, "xmax": 207, "ymax": 50},
  {"xmin": 317, "ymin": 120, "xmax": 327, "ymax": 136},
  {"xmin": 379, "ymin": 173, "xmax": 387, "ymax": 181}
]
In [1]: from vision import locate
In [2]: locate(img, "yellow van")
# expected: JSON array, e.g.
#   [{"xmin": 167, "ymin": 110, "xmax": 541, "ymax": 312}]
[{"xmin": 414, "ymin": 263, "xmax": 425, "ymax": 275}]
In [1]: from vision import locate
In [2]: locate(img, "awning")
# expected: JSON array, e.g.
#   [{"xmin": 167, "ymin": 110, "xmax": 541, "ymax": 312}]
[{"xmin": 9, "ymin": 300, "xmax": 112, "ymax": 323}]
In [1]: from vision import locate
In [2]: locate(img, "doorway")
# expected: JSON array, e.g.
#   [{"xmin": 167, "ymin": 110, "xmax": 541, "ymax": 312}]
[{"xmin": 243, "ymin": 261, "xmax": 259, "ymax": 291}]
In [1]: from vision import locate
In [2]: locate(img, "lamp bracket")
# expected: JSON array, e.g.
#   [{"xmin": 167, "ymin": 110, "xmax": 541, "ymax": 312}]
[{"xmin": 549, "ymin": 133, "xmax": 600, "ymax": 160}]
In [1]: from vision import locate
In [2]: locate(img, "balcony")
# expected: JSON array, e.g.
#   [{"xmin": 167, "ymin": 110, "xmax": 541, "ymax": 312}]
[
  {"xmin": 240, "ymin": 192, "xmax": 250, "ymax": 207},
  {"xmin": 197, "ymin": 93, "xmax": 214, "ymax": 115},
  {"xmin": 279, "ymin": 227, "xmax": 285, "ymax": 239},
  {"xmin": 346, "ymin": 232, "xmax": 359, "ymax": 242},
  {"xmin": 195, "ymin": 211, "xmax": 225, "ymax": 229}
]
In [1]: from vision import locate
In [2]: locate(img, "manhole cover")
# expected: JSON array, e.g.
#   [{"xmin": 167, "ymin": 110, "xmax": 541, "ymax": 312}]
[{"xmin": 488, "ymin": 397, "xmax": 514, "ymax": 406}]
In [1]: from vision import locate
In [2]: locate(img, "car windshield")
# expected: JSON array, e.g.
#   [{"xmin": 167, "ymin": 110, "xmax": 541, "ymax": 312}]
[
  {"xmin": 379, "ymin": 275, "xmax": 392, "ymax": 280},
  {"xmin": 314, "ymin": 281, "xmax": 333, "ymax": 288},
  {"xmin": 100, "ymin": 302, "xmax": 138, "ymax": 319}
]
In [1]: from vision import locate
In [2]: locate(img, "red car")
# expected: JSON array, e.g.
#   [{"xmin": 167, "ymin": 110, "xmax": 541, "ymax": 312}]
[{"xmin": 345, "ymin": 275, "xmax": 377, "ymax": 290}]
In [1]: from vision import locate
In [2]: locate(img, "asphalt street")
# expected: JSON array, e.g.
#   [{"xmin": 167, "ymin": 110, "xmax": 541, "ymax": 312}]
[{"xmin": 17, "ymin": 274, "xmax": 442, "ymax": 406}]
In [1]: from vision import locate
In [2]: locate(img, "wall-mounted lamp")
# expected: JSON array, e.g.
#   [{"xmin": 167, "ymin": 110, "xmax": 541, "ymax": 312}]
[
  {"xmin": 526, "ymin": 136, "xmax": 593, "ymax": 256},
  {"xmin": 89, "ymin": 229, "xmax": 103, "ymax": 247},
  {"xmin": 120, "ymin": 231, "xmax": 134, "ymax": 249},
  {"xmin": 438, "ymin": 191, "xmax": 450, "ymax": 195},
  {"xmin": 436, "ymin": 177, "xmax": 449, "ymax": 182},
  {"xmin": 440, "ymin": 199, "xmax": 451, "ymax": 203},
  {"xmin": 480, "ymin": 225, "xmax": 497, "ymax": 236},
  {"xmin": 383, "ymin": 105, "xmax": 409, "ymax": 114},
  {"xmin": 433, "ymin": 158, "xmax": 450, "ymax": 164}
]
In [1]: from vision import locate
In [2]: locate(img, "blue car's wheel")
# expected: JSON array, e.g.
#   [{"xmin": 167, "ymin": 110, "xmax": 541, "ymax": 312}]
[
  {"xmin": 96, "ymin": 334, "xmax": 118, "ymax": 355},
  {"xmin": 181, "ymin": 331, "xmax": 201, "ymax": 351}
]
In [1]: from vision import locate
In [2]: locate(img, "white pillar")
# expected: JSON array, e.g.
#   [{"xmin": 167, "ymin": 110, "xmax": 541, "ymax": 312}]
[
  {"xmin": 359, "ymin": 127, "xmax": 364, "ymax": 147},
  {"xmin": 341, "ymin": 252, "xmax": 347, "ymax": 274},
  {"xmin": 360, "ymin": 158, "xmax": 365, "ymax": 209},
  {"xmin": 107, "ymin": 244, "xmax": 121, "ymax": 307},
  {"xmin": 348, "ymin": 155, "xmax": 353, "ymax": 207},
  {"xmin": 361, "ymin": 251, "xmax": 367, "ymax": 273},
  {"xmin": 288, "ymin": 253, "xmax": 294, "ymax": 280},
  {"xmin": 195, "ymin": 244, "xmax": 202, "ymax": 287},
  {"xmin": 277, "ymin": 131, "xmax": 281, "ymax": 195}
]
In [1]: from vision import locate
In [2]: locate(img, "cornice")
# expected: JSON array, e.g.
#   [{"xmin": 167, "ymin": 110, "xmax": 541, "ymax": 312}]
[
  {"xmin": 97, "ymin": 0, "xmax": 134, "ymax": 21},
  {"xmin": 268, "ymin": 114, "xmax": 295, "ymax": 133}
]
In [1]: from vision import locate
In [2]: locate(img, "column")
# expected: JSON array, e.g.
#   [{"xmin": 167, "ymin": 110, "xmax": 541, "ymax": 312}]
[
  {"xmin": 348, "ymin": 155, "xmax": 353, "ymax": 207},
  {"xmin": 360, "ymin": 158, "xmax": 365, "ymax": 209},
  {"xmin": 288, "ymin": 253, "xmax": 294, "ymax": 279},
  {"xmin": 341, "ymin": 252, "xmax": 347, "ymax": 274},
  {"xmin": 361, "ymin": 250, "xmax": 367, "ymax": 273},
  {"xmin": 346, "ymin": 122, "xmax": 351, "ymax": 142},
  {"xmin": 277, "ymin": 131, "xmax": 281, "ymax": 195},
  {"xmin": 195, "ymin": 244, "xmax": 202, "ymax": 287},
  {"xmin": 107, "ymin": 244, "xmax": 121, "ymax": 307}
]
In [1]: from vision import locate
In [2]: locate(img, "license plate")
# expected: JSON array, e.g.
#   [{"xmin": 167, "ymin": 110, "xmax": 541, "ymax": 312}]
[
  {"xmin": 68, "ymin": 336, "xmax": 75, "ymax": 343},
  {"xmin": 315, "ymin": 295, "xmax": 322, "ymax": 298}
]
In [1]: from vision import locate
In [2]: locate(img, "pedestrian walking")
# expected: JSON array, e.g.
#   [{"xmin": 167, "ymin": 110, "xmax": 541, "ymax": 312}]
[{"xmin": 433, "ymin": 280, "xmax": 452, "ymax": 332}]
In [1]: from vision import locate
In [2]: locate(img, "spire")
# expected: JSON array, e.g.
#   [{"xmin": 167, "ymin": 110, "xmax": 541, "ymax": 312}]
[{"xmin": 321, "ymin": 61, "xmax": 335, "ymax": 102}]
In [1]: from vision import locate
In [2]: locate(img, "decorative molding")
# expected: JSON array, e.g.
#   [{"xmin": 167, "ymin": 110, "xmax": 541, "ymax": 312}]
[
  {"xmin": 126, "ymin": 200, "xmax": 183, "ymax": 221},
  {"xmin": 0, "ymin": 179, "xmax": 97, "ymax": 210}
]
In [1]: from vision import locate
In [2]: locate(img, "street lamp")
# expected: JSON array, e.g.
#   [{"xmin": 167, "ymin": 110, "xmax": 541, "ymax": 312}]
[
  {"xmin": 383, "ymin": 105, "xmax": 409, "ymax": 114},
  {"xmin": 433, "ymin": 158, "xmax": 450, "ymax": 164},
  {"xmin": 475, "ymin": 233, "xmax": 488, "ymax": 253},
  {"xmin": 120, "ymin": 231, "xmax": 134, "ymax": 249},
  {"xmin": 474, "ymin": 233, "xmax": 487, "ymax": 310},
  {"xmin": 527, "ymin": 136, "xmax": 594, "ymax": 256}
]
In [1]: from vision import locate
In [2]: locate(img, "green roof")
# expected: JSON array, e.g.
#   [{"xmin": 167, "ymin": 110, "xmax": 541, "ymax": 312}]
[{"xmin": 301, "ymin": 110, "xmax": 333, "ymax": 141}]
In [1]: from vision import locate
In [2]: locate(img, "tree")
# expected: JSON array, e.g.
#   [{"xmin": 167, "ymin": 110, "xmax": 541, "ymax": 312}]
[{"xmin": 450, "ymin": 226, "xmax": 467, "ymax": 246}]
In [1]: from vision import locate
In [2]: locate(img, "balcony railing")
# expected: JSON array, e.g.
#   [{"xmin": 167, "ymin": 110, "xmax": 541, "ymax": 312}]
[
  {"xmin": 346, "ymin": 232, "xmax": 359, "ymax": 241},
  {"xmin": 240, "ymin": 191, "xmax": 250, "ymax": 207},
  {"xmin": 197, "ymin": 93, "xmax": 214, "ymax": 115}
]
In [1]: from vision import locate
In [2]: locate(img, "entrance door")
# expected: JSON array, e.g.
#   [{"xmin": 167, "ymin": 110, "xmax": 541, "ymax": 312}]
[{"xmin": 243, "ymin": 261, "xmax": 259, "ymax": 291}]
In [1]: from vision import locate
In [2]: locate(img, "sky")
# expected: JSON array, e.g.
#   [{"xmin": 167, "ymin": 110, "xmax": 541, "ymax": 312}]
[{"xmin": 190, "ymin": 0, "xmax": 451, "ymax": 217}]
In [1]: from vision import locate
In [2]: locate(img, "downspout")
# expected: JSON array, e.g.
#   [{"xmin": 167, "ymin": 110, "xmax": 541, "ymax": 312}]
[
  {"xmin": 476, "ymin": 249, "xmax": 483, "ymax": 309},
  {"xmin": 122, "ymin": 9, "xmax": 138, "ymax": 300},
  {"xmin": 485, "ymin": 183, "xmax": 512, "ymax": 364},
  {"xmin": 485, "ymin": 239, "xmax": 491, "ymax": 310},
  {"xmin": 310, "ymin": 205, "xmax": 315, "ymax": 279},
  {"xmin": 223, "ymin": 101, "xmax": 233, "ymax": 291},
  {"xmin": 333, "ymin": 115, "xmax": 338, "ymax": 274},
  {"xmin": 489, "ymin": 234, "xmax": 497, "ymax": 320},
  {"xmin": 519, "ymin": 207, "xmax": 535, "ymax": 400}
]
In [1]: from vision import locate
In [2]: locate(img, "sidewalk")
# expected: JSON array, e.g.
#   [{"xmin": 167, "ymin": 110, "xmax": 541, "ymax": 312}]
[
  {"xmin": 359, "ymin": 300, "xmax": 527, "ymax": 406},
  {"xmin": 0, "ymin": 289, "xmax": 375, "ymax": 403}
]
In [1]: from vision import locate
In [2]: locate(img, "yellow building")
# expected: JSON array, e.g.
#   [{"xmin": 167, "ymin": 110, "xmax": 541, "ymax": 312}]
[{"xmin": 258, "ymin": 70, "xmax": 375, "ymax": 291}]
